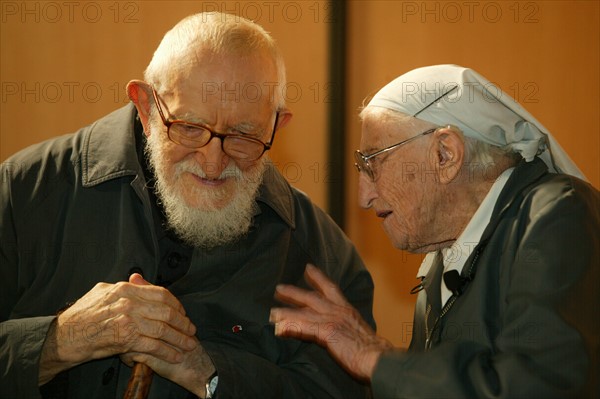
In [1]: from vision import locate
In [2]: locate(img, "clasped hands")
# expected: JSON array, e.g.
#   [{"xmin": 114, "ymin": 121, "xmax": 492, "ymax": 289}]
[
  {"xmin": 269, "ymin": 264, "xmax": 394, "ymax": 382},
  {"xmin": 40, "ymin": 273, "xmax": 214, "ymax": 397}
]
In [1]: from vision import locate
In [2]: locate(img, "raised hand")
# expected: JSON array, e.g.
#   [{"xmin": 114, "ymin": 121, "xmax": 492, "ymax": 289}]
[{"xmin": 270, "ymin": 264, "xmax": 394, "ymax": 381}]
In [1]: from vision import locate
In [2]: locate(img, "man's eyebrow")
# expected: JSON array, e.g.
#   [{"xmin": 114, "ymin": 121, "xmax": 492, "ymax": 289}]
[
  {"xmin": 232, "ymin": 122, "xmax": 260, "ymax": 134},
  {"xmin": 172, "ymin": 111, "xmax": 208, "ymax": 125},
  {"xmin": 171, "ymin": 112, "xmax": 262, "ymax": 134}
]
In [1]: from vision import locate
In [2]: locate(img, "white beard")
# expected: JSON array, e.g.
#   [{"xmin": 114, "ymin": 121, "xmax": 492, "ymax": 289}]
[{"xmin": 144, "ymin": 120, "xmax": 267, "ymax": 249}]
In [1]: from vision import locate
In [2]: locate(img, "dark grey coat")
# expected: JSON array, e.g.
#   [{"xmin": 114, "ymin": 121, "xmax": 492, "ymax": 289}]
[{"xmin": 372, "ymin": 158, "xmax": 599, "ymax": 398}]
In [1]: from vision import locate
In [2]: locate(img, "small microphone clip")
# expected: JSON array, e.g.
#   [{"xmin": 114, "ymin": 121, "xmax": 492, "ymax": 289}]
[{"xmin": 443, "ymin": 270, "xmax": 468, "ymax": 297}]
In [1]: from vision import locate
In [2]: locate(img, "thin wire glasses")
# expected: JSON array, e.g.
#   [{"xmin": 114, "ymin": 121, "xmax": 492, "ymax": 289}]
[
  {"xmin": 151, "ymin": 85, "xmax": 279, "ymax": 162},
  {"xmin": 354, "ymin": 85, "xmax": 459, "ymax": 181}
]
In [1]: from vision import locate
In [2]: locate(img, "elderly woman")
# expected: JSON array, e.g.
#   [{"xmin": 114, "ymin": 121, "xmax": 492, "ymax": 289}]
[{"xmin": 270, "ymin": 65, "xmax": 599, "ymax": 398}]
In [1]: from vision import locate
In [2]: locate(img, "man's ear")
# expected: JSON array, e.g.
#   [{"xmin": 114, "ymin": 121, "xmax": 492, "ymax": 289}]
[
  {"xmin": 275, "ymin": 109, "xmax": 293, "ymax": 131},
  {"xmin": 126, "ymin": 80, "xmax": 153, "ymax": 136},
  {"xmin": 432, "ymin": 126, "xmax": 465, "ymax": 184}
]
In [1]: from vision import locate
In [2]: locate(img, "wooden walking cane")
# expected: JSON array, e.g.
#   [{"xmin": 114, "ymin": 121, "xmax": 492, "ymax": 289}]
[
  {"xmin": 123, "ymin": 272, "xmax": 154, "ymax": 399},
  {"xmin": 123, "ymin": 363, "xmax": 154, "ymax": 399}
]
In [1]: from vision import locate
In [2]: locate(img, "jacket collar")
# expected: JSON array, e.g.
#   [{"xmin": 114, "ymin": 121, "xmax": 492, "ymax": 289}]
[
  {"xmin": 81, "ymin": 103, "xmax": 296, "ymax": 229},
  {"xmin": 479, "ymin": 157, "xmax": 548, "ymax": 244},
  {"xmin": 82, "ymin": 103, "xmax": 141, "ymax": 186}
]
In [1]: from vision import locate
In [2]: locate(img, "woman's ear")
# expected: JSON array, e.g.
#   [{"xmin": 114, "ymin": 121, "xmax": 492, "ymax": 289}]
[
  {"xmin": 126, "ymin": 80, "xmax": 153, "ymax": 136},
  {"xmin": 433, "ymin": 126, "xmax": 465, "ymax": 184}
]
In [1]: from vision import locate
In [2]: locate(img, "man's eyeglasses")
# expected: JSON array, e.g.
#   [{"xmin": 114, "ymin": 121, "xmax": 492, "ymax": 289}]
[
  {"xmin": 354, "ymin": 85, "xmax": 458, "ymax": 181},
  {"xmin": 150, "ymin": 85, "xmax": 279, "ymax": 162}
]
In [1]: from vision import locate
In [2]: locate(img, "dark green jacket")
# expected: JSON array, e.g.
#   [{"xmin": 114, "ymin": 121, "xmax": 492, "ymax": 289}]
[
  {"xmin": 0, "ymin": 104, "xmax": 375, "ymax": 398},
  {"xmin": 372, "ymin": 158, "xmax": 599, "ymax": 398}
]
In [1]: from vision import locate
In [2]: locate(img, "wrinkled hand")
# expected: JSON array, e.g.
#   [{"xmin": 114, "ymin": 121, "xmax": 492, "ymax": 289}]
[
  {"xmin": 40, "ymin": 273, "xmax": 197, "ymax": 385},
  {"xmin": 121, "ymin": 336, "xmax": 215, "ymax": 397},
  {"xmin": 269, "ymin": 264, "xmax": 393, "ymax": 381},
  {"xmin": 119, "ymin": 275, "xmax": 214, "ymax": 397}
]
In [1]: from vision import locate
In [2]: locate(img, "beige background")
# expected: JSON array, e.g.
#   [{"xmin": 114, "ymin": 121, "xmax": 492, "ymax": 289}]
[{"xmin": 1, "ymin": 1, "xmax": 598, "ymax": 348}]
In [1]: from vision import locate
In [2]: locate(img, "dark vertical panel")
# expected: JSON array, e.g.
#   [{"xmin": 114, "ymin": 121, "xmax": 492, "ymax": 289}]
[{"xmin": 327, "ymin": 0, "xmax": 347, "ymax": 229}]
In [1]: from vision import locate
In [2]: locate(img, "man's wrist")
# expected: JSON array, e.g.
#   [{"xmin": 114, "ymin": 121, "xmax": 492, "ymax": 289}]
[
  {"xmin": 38, "ymin": 318, "xmax": 65, "ymax": 386},
  {"xmin": 195, "ymin": 370, "xmax": 217, "ymax": 399},
  {"xmin": 205, "ymin": 372, "xmax": 218, "ymax": 398}
]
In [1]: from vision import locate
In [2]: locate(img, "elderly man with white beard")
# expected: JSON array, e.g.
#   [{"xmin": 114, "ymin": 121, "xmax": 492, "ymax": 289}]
[
  {"xmin": 0, "ymin": 12, "xmax": 375, "ymax": 399},
  {"xmin": 270, "ymin": 65, "xmax": 599, "ymax": 398}
]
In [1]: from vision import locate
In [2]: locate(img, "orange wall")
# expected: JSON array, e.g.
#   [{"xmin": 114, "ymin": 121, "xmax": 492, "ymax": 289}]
[
  {"xmin": 1, "ymin": 1, "xmax": 598, "ymax": 350},
  {"xmin": 345, "ymin": 0, "xmax": 600, "ymax": 347},
  {"xmin": 0, "ymin": 0, "xmax": 330, "ymax": 206}
]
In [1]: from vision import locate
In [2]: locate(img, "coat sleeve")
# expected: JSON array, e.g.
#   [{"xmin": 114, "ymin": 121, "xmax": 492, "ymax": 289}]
[
  {"xmin": 371, "ymin": 181, "xmax": 600, "ymax": 398},
  {"xmin": 0, "ymin": 159, "xmax": 57, "ymax": 399},
  {"xmin": 0, "ymin": 317, "xmax": 57, "ymax": 399}
]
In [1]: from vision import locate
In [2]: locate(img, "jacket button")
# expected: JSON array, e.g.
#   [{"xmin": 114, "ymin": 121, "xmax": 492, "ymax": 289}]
[
  {"xmin": 167, "ymin": 253, "xmax": 186, "ymax": 269},
  {"xmin": 102, "ymin": 366, "xmax": 115, "ymax": 385}
]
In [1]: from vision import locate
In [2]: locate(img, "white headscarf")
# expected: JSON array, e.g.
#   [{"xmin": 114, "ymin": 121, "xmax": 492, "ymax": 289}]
[{"xmin": 367, "ymin": 64, "xmax": 585, "ymax": 180}]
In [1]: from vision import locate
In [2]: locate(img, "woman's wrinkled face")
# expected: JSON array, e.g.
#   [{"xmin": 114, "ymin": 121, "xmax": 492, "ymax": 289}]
[{"xmin": 357, "ymin": 112, "xmax": 441, "ymax": 253}]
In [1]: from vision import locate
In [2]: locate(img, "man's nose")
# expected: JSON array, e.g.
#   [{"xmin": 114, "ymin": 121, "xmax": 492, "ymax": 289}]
[{"xmin": 194, "ymin": 136, "xmax": 230, "ymax": 178}]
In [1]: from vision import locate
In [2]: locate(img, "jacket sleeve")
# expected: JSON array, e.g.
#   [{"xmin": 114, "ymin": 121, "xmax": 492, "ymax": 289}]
[
  {"xmin": 0, "ymin": 317, "xmax": 56, "ymax": 399},
  {"xmin": 371, "ymin": 182, "xmax": 600, "ymax": 398},
  {"xmin": 0, "ymin": 160, "xmax": 57, "ymax": 399}
]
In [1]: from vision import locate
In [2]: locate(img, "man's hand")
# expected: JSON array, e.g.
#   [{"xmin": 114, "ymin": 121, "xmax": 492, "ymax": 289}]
[
  {"xmin": 120, "ymin": 337, "xmax": 216, "ymax": 398},
  {"xmin": 39, "ymin": 273, "xmax": 197, "ymax": 385},
  {"xmin": 269, "ymin": 264, "xmax": 394, "ymax": 381},
  {"xmin": 120, "ymin": 274, "xmax": 215, "ymax": 397}
]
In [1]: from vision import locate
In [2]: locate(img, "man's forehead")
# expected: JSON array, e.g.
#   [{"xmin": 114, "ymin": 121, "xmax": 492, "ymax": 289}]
[{"xmin": 180, "ymin": 79, "xmax": 277, "ymax": 109}]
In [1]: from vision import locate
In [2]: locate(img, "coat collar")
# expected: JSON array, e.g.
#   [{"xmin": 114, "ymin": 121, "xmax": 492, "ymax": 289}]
[
  {"xmin": 81, "ymin": 103, "xmax": 141, "ymax": 186},
  {"xmin": 80, "ymin": 103, "xmax": 296, "ymax": 229},
  {"xmin": 479, "ymin": 157, "xmax": 548, "ymax": 244}
]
